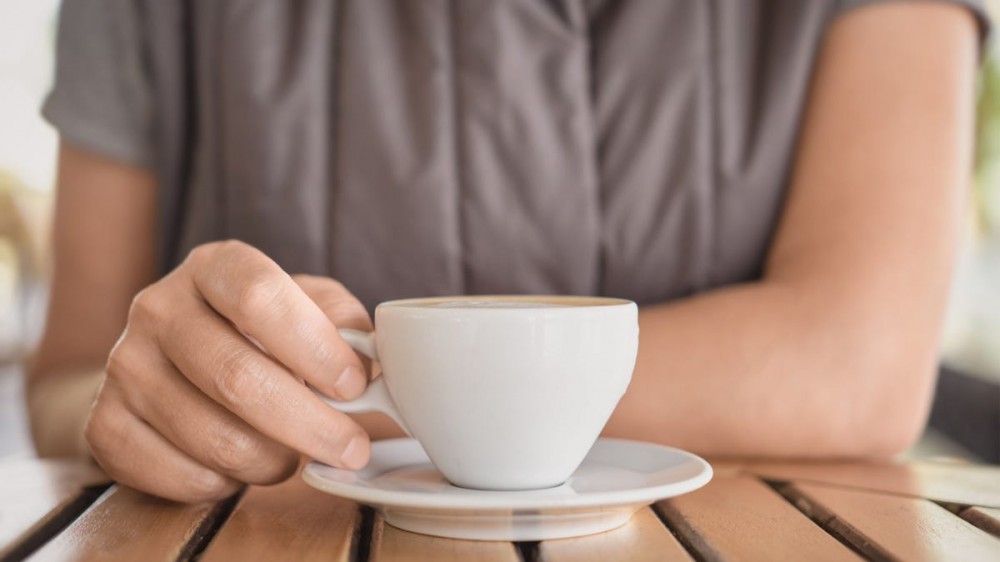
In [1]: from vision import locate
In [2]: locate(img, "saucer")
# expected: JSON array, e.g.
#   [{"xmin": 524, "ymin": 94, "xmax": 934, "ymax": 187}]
[{"xmin": 302, "ymin": 438, "xmax": 712, "ymax": 541}]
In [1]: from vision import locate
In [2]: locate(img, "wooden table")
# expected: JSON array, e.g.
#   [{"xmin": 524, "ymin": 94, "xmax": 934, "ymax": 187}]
[{"xmin": 2, "ymin": 456, "xmax": 999, "ymax": 561}]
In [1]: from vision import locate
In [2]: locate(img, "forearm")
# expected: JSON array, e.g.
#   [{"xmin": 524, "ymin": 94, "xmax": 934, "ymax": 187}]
[
  {"xmin": 27, "ymin": 142, "xmax": 158, "ymax": 458},
  {"xmin": 604, "ymin": 3, "xmax": 977, "ymax": 459},
  {"xmin": 603, "ymin": 279, "xmax": 938, "ymax": 458}
]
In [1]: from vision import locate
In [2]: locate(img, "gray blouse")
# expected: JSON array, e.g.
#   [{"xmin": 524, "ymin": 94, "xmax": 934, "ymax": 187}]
[{"xmin": 44, "ymin": 0, "xmax": 988, "ymax": 311}]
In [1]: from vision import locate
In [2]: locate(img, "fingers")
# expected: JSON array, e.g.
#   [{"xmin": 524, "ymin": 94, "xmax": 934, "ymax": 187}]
[
  {"xmin": 185, "ymin": 241, "xmax": 367, "ymax": 400},
  {"xmin": 85, "ymin": 392, "xmax": 242, "ymax": 504},
  {"xmin": 156, "ymin": 295, "xmax": 371, "ymax": 469},
  {"xmin": 88, "ymin": 242, "xmax": 378, "ymax": 504},
  {"xmin": 292, "ymin": 274, "xmax": 376, "ymax": 384},
  {"xmin": 111, "ymin": 340, "xmax": 300, "ymax": 485},
  {"xmin": 291, "ymin": 274, "xmax": 373, "ymax": 332}
]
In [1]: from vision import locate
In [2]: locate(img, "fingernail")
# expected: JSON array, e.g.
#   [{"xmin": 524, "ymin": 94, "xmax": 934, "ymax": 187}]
[
  {"xmin": 340, "ymin": 436, "xmax": 369, "ymax": 469},
  {"xmin": 333, "ymin": 365, "xmax": 366, "ymax": 399}
]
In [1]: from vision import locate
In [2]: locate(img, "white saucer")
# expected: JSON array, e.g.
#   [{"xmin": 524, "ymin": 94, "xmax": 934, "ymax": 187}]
[{"xmin": 302, "ymin": 438, "xmax": 712, "ymax": 541}]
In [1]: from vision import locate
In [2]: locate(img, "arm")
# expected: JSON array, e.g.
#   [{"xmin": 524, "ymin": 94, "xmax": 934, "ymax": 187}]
[
  {"xmin": 29, "ymin": 145, "xmax": 394, "ymax": 505},
  {"xmin": 603, "ymin": 2, "xmax": 978, "ymax": 457},
  {"xmin": 27, "ymin": 142, "xmax": 158, "ymax": 457}
]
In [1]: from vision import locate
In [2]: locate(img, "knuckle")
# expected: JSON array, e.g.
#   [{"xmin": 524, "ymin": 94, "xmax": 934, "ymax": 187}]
[
  {"xmin": 84, "ymin": 401, "xmax": 123, "ymax": 461},
  {"xmin": 187, "ymin": 239, "xmax": 243, "ymax": 263},
  {"xmin": 235, "ymin": 272, "xmax": 285, "ymax": 319},
  {"xmin": 104, "ymin": 345, "xmax": 131, "ymax": 384},
  {"xmin": 234, "ymin": 442, "xmax": 298, "ymax": 486},
  {"xmin": 105, "ymin": 337, "xmax": 144, "ymax": 384},
  {"xmin": 184, "ymin": 243, "xmax": 211, "ymax": 265},
  {"xmin": 214, "ymin": 347, "xmax": 256, "ymax": 405},
  {"xmin": 213, "ymin": 344, "xmax": 274, "ymax": 407},
  {"xmin": 217, "ymin": 240, "xmax": 264, "ymax": 268},
  {"xmin": 129, "ymin": 287, "xmax": 168, "ymax": 324},
  {"xmin": 210, "ymin": 425, "xmax": 263, "ymax": 476}
]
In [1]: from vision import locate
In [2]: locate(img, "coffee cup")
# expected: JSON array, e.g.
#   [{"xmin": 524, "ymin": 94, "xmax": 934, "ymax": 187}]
[{"xmin": 318, "ymin": 295, "xmax": 638, "ymax": 491}]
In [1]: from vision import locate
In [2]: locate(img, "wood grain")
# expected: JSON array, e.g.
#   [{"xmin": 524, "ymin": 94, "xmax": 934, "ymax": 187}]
[
  {"xmin": 0, "ymin": 458, "xmax": 109, "ymax": 559},
  {"xmin": 784, "ymin": 482, "xmax": 1000, "ymax": 561},
  {"xmin": 28, "ymin": 485, "xmax": 228, "ymax": 561},
  {"xmin": 540, "ymin": 506, "xmax": 692, "ymax": 562},
  {"xmin": 745, "ymin": 460, "xmax": 1000, "ymax": 508},
  {"xmin": 370, "ymin": 514, "xmax": 519, "ymax": 562},
  {"xmin": 959, "ymin": 506, "xmax": 1000, "ymax": 538},
  {"xmin": 199, "ymin": 476, "xmax": 360, "ymax": 562},
  {"xmin": 656, "ymin": 476, "xmax": 860, "ymax": 562}
]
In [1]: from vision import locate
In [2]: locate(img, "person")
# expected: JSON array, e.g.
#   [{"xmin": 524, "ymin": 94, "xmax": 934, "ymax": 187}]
[{"xmin": 26, "ymin": 0, "xmax": 988, "ymax": 503}]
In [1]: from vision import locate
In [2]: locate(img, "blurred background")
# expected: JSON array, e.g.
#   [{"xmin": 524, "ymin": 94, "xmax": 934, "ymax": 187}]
[{"xmin": 1, "ymin": 1, "xmax": 998, "ymax": 461}]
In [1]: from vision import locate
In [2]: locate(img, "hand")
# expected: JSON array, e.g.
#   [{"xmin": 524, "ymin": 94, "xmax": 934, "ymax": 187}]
[{"xmin": 85, "ymin": 240, "xmax": 374, "ymax": 502}]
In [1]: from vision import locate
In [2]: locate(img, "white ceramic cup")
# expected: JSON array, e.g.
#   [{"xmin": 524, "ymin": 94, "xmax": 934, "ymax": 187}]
[{"xmin": 319, "ymin": 295, "xmax": 639, "ymax": 491}]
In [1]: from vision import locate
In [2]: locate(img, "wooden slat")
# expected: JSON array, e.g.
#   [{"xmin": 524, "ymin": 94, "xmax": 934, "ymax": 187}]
[
  {"xmin": 370, "ymin": 515, "xmax": 519, "ymax": 562},
  {"xmin": 784, "ymin": 482, "xmax": 1000, "ymax": 561},
  {"xmin": 656, "ymin": 475, "xmax": 860, "ymax": 562},
  {"xmin": 745, "ymin": 460, "xmax": 1000, "ymax": 508},
  {"xmin": 0, "ymin": 458, "xmax": 109, "ymax": 559},
  {"xmin": 540, "ymin": 506, "xmax": 692, "ymax": 562},
  {"xmin": 29, "ymin": 485, "xmax": 229, "ymax": 561},
  {"xmin": 959, "ymin": 506, "xmax": 1000, "ymax": 538},
  {"xmin": 200, "ymin": 476, "xmax": 359, "ymax": 562}
]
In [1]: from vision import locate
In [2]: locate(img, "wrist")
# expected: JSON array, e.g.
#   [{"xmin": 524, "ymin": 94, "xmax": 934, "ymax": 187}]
[{"xmin": 27, "ymin": 368, "xmax": 105, "ymax": 458}]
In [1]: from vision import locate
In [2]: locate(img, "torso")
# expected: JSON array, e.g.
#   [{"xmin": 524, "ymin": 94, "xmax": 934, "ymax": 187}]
[{"xmin": 143, "ymin": 0, "xmax": 842, "ymax": 310}]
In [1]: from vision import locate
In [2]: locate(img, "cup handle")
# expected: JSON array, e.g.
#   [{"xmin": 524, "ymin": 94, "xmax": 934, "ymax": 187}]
[{"xmin": 313, "ymin": 328, "xmax": 411, "ymax": 435}]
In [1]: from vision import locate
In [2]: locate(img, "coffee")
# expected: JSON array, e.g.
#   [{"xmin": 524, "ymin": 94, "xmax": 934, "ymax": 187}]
[
  {"xmin": 385, "ymin": 295, "xmax": 627, "ymax": 309},
  {"xmin": 415, "ymin": 300, "xmax": 571, "ymax": 309}
]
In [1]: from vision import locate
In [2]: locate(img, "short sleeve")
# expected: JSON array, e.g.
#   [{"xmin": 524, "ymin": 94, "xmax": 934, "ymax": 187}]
[
  {"xmin": 837, "ymin": 0, "xmax": 993, "ymax": 48},
  {"xmin": 42, "ymin": 0, "xmax": 155, "ymax": 169}
]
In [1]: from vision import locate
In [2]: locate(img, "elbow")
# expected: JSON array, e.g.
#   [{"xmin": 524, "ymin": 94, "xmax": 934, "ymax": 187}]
[
  {"xmin": 834, "ymin": 361, "xmax": 936, "ymax": 459},
  {"xmin": 853, "ymin": 405, "xmax": 927, "ymax": 459}
]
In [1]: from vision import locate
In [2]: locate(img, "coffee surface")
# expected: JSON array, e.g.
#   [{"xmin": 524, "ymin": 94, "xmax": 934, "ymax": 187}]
[
  {"xmin": 382, "ymin": 296, "xmax": 632, "ymax": 309},
  {"xmin": 416, "ymin": 300, "xmax": 573, "ymax": 309}
]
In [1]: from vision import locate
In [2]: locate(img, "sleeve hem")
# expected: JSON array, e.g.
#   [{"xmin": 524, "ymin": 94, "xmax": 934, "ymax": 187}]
[
  {"xmin": 41, "ymin": 94, "xmax": 155, "ymax": 171},
  {"xmin": 836, "ymin": 0, "xmax": 993, "ymax": 54}
]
